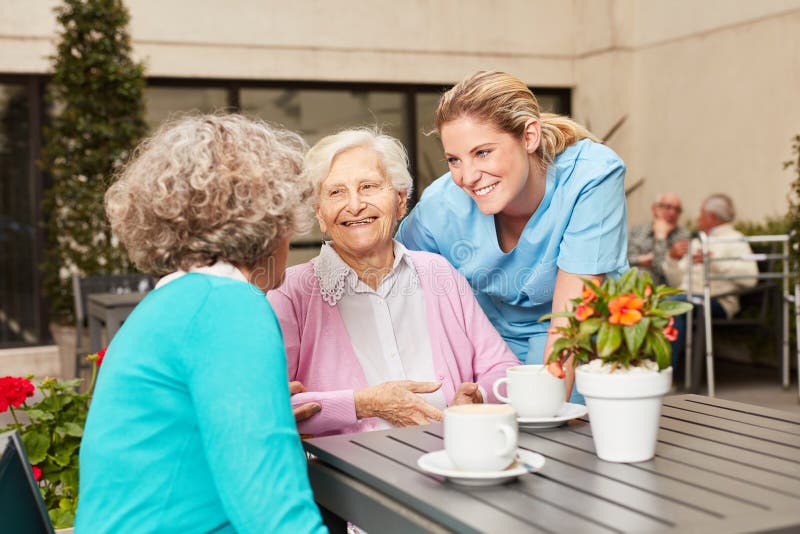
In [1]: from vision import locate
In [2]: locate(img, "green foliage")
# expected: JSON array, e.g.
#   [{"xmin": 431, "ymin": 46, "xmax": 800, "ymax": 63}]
[
  {"xmin": 40, "ymin": 0, "xmax": 147, "ymax": 322},
  {"xmin": 735, "ymin": 215, "xmax": 791, "ymax": 238},
  {"xmin": 541, "ymin": 268, "xmax": 692, "ymax": 370},
  {"xmin": 1, "ymin": 363, "xmax": 100, "ymax": 529},
  {"xmin": 786, "ymin": 134, "xmax": 800, "ymax": 266}
]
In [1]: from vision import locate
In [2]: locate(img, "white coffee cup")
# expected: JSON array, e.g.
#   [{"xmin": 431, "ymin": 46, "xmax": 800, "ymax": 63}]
[
  {"xmin": 443, "ymin": 404, "xmax": 518, "ymax": 472},
  {"xmin": 492, "ymin": 364, "xmax": 566, "ymax": 418}
]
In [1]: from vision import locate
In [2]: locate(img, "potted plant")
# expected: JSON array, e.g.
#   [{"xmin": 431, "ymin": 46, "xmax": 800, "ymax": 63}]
[
  {"xmin": 543, "ymin": 268, "xmax": 692, "ymax": 462},
  {"xmin": 0, "ymin": 349, "xmax": 104, "ymax": 529}
]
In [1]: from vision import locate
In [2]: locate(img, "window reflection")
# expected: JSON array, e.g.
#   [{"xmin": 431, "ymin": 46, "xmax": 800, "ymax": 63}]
[
  {"xmin": 0, "ymin": 83, "xmax": 39, "ymax": 345},
  {"xmin": 145, "ymin": 87, "xmax": 229, "ymax": 130}
]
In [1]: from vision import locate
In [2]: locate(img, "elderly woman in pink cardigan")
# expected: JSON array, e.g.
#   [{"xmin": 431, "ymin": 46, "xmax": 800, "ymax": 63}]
[{"xmin": 268, "ymin": 128, "xmax": 520, "ymax": 436}]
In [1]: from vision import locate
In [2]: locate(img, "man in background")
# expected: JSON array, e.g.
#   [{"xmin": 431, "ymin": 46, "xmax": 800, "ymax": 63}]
[
  {"xmin": 628, "ymin": 192, "xmax": 690, "ymax": 285},
  {"xmin": 662, "ymin": 193, "xmax": 758, "ymax": 380}
]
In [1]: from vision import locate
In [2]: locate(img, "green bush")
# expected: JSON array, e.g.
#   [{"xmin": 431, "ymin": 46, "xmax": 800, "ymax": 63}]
[{"xmin": 40, "ymin": 0, "xmax": 147, "ymax": 323}]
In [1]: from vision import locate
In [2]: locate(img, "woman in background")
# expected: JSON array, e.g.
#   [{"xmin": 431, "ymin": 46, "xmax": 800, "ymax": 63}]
[{"xmin": 76, "ymin": 114, "xmax": 326, "ymax": 533}]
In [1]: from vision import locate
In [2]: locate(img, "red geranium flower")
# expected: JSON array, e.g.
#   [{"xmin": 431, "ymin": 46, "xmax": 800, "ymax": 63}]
[
  {"xmin": 0, "ymin": 376, "xmax": 35, "ymax": 413},
  {"xmin": 663, "ymin": 316, "xmax": 678, "ymax": 342},
  {"xmin": 608, "ymin": 294, "xmax": 644, "ymax": 326},
  {"xmin": 96, "ymin": 347, "xmax": 107, "ymax": 367},
  {"xmin": 31, "ymin": 465, "xmax": 42, "ymax": 481}
]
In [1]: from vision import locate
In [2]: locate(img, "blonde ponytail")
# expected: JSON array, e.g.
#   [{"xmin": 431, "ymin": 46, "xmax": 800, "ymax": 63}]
[{"xmin": 539, "ymin": 113, "xmax": 599, "ymax": 165}]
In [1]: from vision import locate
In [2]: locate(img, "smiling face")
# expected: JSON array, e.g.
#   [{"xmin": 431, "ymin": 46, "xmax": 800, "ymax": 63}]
[
  {"xmin": 316, "ymin": 146, "xmax": 407, "ymax": 263},
  {"xmin": 440, "ymin": 115, "xmax": 540, "ymax": 216}
]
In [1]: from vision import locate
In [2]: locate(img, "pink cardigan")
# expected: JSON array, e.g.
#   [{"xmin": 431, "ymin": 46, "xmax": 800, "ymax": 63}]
[{"xmin": 267, "ymin": 250, "xmax": 521, "ymax": 436}]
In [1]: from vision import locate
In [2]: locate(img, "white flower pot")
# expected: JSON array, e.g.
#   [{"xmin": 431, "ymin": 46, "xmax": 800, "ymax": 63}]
[{"xmin": 575, "ymin": 365, "xmax": 672, "ymax": 463}]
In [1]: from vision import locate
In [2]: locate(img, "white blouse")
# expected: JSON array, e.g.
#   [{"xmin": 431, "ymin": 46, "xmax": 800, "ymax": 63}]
[{"xmin": 313, "ymin": 241, "xmax": 445, "ymax": 427}]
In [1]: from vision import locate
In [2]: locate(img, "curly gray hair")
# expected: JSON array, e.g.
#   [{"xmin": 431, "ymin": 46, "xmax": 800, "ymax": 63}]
[
  {"xmin": 302, "ymin": 128, "xmax": 413, "ymax": 208},
  {"xmin": 105, "ymin": 113, "xmax": 310, "ymax": 274}
]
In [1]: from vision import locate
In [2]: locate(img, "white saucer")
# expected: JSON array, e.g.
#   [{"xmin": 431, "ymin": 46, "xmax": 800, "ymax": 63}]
[
  {"xmin": 417, "ymin": 449, "xmax": 545, "ymax": 486},
  {"xmin": 517, "ymin": 402, "xmax": 588, "ymax": 429}
]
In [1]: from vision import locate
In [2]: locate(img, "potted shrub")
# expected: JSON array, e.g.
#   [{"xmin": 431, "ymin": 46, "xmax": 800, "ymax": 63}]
[{"xmin": 543, "ymin": 268, "xmax": 692, "ymax": 462}]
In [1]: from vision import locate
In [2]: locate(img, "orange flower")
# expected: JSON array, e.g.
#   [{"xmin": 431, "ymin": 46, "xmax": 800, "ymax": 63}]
[
  {"xmin": 663, "ymin": 316, "xmax": 678, "ymax": 342},
  {"xmin": 575, "ymin": 304, "xmax": 595, "ymax": 321},
  {"xmin": 581, "ymin": 285, "xmax": 597, "ymax": 304},
  {"xmin": 643, "ymin": 285, "xmax": 653, "ymax": 298},
  {"xmin": 608, "ymin": 294, "xmax": 643, "ymax": 326}
]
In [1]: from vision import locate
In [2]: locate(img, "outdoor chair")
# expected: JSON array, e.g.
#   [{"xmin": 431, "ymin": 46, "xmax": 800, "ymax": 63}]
[
  {"xmin": 73, "ymin": 273, "xmax": 153, "ymax": 373},
  {"xmin": 0, "ymin": 430, "xmax": 55, "ymax": 534},
  {"xmin": 685, "ymin": 233, "xmax": 794, "ymax": 397}
]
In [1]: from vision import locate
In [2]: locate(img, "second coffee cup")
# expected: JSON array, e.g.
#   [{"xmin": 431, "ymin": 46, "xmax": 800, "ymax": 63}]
[
  {"xmin": 444, "ymin": 404, "xmax": 518, "ymax": 472},
  {"xmin": 492, "ymin": 364, "xmax": 566, "ymax": 418}
]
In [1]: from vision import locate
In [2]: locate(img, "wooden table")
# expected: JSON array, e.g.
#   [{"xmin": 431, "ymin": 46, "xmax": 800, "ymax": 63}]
[
  {"xmin": 87, "ymin": 292, "xmax": 147, "ymax": 353},
  {"xmin": 304, "ymin": 394, "xmax": 800, "ymax": 533}
]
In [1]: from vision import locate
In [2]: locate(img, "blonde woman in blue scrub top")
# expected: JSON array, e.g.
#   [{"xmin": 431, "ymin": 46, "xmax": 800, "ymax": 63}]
[{"xmin": 396, "ymin": 71, "xmax": 629, "ymax": 402}]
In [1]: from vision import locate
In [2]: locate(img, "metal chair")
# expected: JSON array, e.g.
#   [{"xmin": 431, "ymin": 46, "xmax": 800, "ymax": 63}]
[
  {"xmin": 72, "ymin": 273, "xmax": 153, "ymax": 373},
  {"xmin": 685, "ymin": 233, "xmax": 792, "ymax": 397}
]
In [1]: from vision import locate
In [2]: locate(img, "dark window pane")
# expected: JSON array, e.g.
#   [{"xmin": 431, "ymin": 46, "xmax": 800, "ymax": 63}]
[
  {"xmin": 0, "ymin": 83, "xmax": 39, "ymax": 345},
  {"xmin": 415, "ymin": 92, "xmax": 447, "ymax": 195},
  {"xmin": 145, "ymin": 87, "xmax": 229, "ymax": 130}
]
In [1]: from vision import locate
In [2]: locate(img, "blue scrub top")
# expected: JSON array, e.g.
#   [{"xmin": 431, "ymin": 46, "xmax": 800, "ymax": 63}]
[{"xmin": 397, "ymin": 139, "xmax": 628, "ymax": 387}]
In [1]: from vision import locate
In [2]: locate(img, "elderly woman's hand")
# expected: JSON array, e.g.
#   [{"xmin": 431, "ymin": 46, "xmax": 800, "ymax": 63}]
[
  {"xmin": 290, "ymin": 381, "xmax": 321, "ymax": 422},
  {"xmin": 354, "ymin": 381, "xmax": 443, "ymax": 427},
  {"xmin": 452, "ymin": 382, "xmax": 483, "ymax": 405}
]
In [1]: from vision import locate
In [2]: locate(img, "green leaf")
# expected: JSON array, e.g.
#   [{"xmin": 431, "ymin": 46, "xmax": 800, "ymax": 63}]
[
  {"xmin": 23, "ymin": 409, "xmax": 55, "ymax": 422},
  {"xmin": 623, "ymin": 317, "xmax": 650, "ymax": 356},
  {"xmin": 597, "ymin": 322, "xmax": 622, "ymax": 357},
  {"xmin": 22, "ymin": 431, "xmax": 51, "ymax": 465},
  {"xmin": 658, "ymin": 301, "xmax": 693, "ymax": 316},
  {"xmin": 579, "ymin": 317, "xmax": 603, "ymax": 336},
  {"xmin": 49, "ymin": 508, "xmax": 75, "ymax": 530},
  {"xmin": 61, "ymin": 421, "xmax": 83, "ymax": 438},
  {"xmin": 649, "ymin": 331, "xmax": 672, "ymax": 370},
  {"xmin": 551, "ymin": 337, "xmax": 573, "ymax": 355},
  {"xmin": 617, "ymin": 268, "xmax": 637, "ymax": 293}
]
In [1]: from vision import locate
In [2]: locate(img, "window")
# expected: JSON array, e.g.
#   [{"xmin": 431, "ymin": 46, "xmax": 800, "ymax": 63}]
[{"xmin": 0, "ymin": 80, "xmax": 43, "ymax": 346}]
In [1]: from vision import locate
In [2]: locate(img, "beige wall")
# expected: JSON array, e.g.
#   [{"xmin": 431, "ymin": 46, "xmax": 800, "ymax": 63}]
[{"xmin": 2, "ymin": 0, "xmax": 799, "ymax": 227}]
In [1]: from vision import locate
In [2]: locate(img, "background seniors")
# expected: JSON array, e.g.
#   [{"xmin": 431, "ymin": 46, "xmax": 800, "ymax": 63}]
[
  {"xmin": 268, "ymin": 128, "xmax": 519, "ymax": 436},
  {"xmin": 663, "ymin": 193, "xmax": 758, "ymax": 369},
  {"xmin": 396, "ymin": 71, "xmax": 628, "ymax": 403},
  {"xmin": 76, "ymin": 114, "xmax": 325, "ymax": 533},
  {"xmin": 628, "ymin": 192, "xmax": 690, "ymax": 285}
]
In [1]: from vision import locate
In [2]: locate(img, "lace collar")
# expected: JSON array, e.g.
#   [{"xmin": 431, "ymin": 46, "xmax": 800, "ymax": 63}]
[{"xmin": 312, "ymin": 241, "xmax": 418, "ymax": 306}]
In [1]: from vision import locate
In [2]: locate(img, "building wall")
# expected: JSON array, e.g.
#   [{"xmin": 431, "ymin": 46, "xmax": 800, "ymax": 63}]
[{"xmin": 2, "ymin": 0, "xmax": 799, "ymax": 226}]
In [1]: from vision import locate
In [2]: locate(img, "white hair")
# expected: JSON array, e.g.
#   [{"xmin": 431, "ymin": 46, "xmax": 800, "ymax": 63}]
[
  {"xmin": 702, "ymin": 193, "xmax": 735, "ymax": 223},
  {"xmin": 302, "ymin": 128, "xmax": 413, "ymax": 207}
]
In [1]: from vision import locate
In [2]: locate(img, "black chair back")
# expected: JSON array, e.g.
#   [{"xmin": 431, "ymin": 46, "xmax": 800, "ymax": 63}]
[{"xmin": 72, "ymin": 273, "xmax": 154, "ymax": 370}]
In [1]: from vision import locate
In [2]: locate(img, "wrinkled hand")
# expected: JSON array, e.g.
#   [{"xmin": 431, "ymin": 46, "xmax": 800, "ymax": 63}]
[
  {"xmin": 669, "ymin": 240, "xmax": 690, "ymax": 260},
  {"xmin": 290, "ymin": 381, "xmax": 321, "ymax": 423},
  {"xmin": 452, "ymin": 382, "xmax": 483, "ymax": 405},
  {"xmin": 652, "ymin": 218, "xmax": 675, "ymax": 240},
  {"xmin": 636, "ymin": 252, "xmax": 654, "ymax": 268},
  {"xmin": 354, "ymin": 380, "xmax": 443, "ymax": 427}
]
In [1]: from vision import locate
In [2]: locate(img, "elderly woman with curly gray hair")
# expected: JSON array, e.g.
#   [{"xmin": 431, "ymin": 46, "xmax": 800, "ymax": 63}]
[
  {"xmin": 268, "ymin": 128, "xmax": 519, "ymax": 436},
  {"xmin": 76, "ymin": 114, "xmax": 326, "ymax": 533}
]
